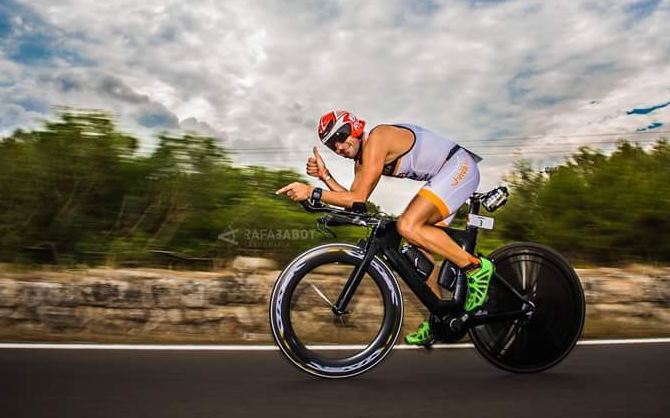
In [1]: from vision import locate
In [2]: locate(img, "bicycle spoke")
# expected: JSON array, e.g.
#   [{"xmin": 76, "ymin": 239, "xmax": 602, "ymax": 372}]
[
  {"xmin": 309, "ymin": 282, "xmax": 336, "ymax": 308},
  {"xmin": 339, "ymin": 316, "xmax": 346, "ymax": 327}
]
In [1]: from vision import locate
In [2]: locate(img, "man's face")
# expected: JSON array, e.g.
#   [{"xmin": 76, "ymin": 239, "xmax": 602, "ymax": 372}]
[{"xmin": 333, "ymin": 136, "xmax": 359, "ymax": 159}]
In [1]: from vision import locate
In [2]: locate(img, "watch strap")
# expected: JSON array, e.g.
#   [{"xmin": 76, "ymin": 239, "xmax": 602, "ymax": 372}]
[{"xmin": 311, "ymin": 187, "xmax": 323, "ymax": 203}]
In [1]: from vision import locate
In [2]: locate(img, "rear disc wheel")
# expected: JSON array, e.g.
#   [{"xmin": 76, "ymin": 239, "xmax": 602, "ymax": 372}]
[{"xmin": 469, "ymin": 242, "xmax": 585, "ymax": 373}]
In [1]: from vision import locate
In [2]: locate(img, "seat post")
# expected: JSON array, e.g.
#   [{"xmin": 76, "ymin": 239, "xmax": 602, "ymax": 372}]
[
  {"xmin": 468, "ymin": 195, "xmax": 481, "ymax": 216},
  {"xmin": 465, "ymin": 195, "xmax": 481, "ymax": 241}
]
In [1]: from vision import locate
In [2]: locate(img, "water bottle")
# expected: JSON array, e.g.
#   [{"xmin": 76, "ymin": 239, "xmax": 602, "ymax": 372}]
[
  {"xmin": 438, "ymin": 260, "xmax": 458, "ymax": 290},
  {"xmin": 400, "ymin": 244, "xmax": 434, "ymax": 280},
  {"xmin": 482, "ymin": 186, "xmax": 509, "ymax": 212}
]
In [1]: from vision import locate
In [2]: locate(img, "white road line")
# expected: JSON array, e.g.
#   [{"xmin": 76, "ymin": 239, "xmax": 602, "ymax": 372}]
[
  {"xmin": 576, "ymin": 338, "xmax": 670, "ymax": 345},
  {"xmin": 0, "ymin": 338, "xmax": 668, "ymax": 351}
]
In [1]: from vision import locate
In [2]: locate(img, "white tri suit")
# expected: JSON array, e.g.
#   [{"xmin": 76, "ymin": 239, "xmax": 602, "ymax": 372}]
[{"xmin": 358, "ymin": 123, "xmax": 481, "ymax": 225}]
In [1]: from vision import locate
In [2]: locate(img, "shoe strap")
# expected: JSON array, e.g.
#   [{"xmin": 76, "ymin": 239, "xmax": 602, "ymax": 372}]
[{"xmin": 462, "ymin": 261, "xmax": 480, "ymax": 274}]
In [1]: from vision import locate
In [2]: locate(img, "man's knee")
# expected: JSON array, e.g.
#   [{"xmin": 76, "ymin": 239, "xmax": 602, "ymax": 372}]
[{"xmin": 396, "ymin": 215, "xmax": 419, "ymax": 241}]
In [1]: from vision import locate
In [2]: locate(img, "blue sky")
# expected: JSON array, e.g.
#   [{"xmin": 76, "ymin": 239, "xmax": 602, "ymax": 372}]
[
  {"xmin": 1, "ymin": 0, "xmax": 669, "ymax": 213},
  {"xmin": 625, "ymin": 0, "xmax": 662, "ymax": 19},
  {"xmin": 0, "ymin": 0, "xmax": 88, "ymax": 65}
]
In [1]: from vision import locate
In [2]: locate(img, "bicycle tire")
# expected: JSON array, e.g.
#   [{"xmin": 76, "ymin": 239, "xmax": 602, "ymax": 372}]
[
  {"xmin": 468, "ymin": 242, "xmax": 585, "ymax": 373},
  {"xmin": 269, "ymin": 243, "xmax": 403, "ymax": 379}
]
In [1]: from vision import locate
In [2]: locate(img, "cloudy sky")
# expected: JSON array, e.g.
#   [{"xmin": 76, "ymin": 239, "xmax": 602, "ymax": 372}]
[{"xmin": 1, "ymin": 0, "xmax": 669, "ymax": 214}]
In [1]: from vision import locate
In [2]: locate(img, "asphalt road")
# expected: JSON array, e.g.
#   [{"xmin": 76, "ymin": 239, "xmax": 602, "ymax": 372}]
[{"xmin": 1, "ymin": 343, "xmax": 668, "ymax": 418}]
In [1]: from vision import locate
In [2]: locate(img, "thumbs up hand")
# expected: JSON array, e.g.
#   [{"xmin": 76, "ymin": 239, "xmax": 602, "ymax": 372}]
[{"xmin": 306, "ymin": 146, "xmax": 328, "ymax": 179}]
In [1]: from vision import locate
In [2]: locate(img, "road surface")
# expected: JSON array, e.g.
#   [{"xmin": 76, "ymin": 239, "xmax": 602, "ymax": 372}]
[{"xmin": 1, "ymin": 342, "xmax": 668, "ymax": 418}]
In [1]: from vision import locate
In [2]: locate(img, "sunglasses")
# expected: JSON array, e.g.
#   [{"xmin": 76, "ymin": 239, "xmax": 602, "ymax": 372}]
[{"xmin": 324, "ymin": 124, "xmax": 352, "ymax": 150}]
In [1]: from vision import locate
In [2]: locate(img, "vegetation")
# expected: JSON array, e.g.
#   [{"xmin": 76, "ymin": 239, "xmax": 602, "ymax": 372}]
[
  {"xmin": 0, "ymin": 110, "xmax": 367, "ymax": 267},
  {"xmin": 486, "ymin": 142, "xmax": 670, "ymax": 264},
  {"xmin": 1, "ymin": 109, "xmax": 668, "ymax": 267}
]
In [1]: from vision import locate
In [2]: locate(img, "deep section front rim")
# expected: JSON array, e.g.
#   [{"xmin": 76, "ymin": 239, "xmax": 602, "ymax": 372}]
[{"xmin": 269, "ymin": 243, "xmax": 403, "ymax": 378}]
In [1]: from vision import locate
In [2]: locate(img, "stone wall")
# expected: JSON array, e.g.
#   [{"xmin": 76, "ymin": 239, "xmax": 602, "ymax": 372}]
[{"xmin": 0, "ymin": 260, "xmax": 668, "ymax": 343}]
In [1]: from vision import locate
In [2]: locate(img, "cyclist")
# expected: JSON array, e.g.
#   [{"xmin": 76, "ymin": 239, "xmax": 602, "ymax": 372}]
[{"xmin": 276, "ymin": 110, "xmax": 494, "ymax": 346}]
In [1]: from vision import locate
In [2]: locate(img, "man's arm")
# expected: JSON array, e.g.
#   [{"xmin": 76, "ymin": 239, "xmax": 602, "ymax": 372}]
[
  {"xmin": 320, "ymin": 170, "xmax": 349, "ymax": 192},
  {"xmin": 307, "ymin": 146, "xmax": 349, "ymax": 192},
  {"xmin": 320, "ymin": 131, "xmax": 386, "ymax": 208}
]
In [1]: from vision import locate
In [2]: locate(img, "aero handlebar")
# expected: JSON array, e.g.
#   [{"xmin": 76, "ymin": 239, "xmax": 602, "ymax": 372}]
[{"xmin": 299, "ymin": 200, "xmax": 383, "ymax": 227}]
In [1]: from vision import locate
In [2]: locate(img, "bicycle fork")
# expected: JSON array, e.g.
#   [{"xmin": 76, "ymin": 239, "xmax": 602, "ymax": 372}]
[{"xmin": 331, "ymin": 241, "xmax": 377, "ymax": 316}]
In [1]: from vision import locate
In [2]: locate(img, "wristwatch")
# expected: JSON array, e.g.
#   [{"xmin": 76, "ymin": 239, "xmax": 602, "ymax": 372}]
[{"xmin": 311, "ymin": 187, "xmax": 323, "ymax": 203}]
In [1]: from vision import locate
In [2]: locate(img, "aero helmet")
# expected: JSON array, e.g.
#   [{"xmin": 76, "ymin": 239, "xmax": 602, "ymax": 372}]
[{"xmin": 317, "ymin": 110, "xmax": 366, "ymax": 150}]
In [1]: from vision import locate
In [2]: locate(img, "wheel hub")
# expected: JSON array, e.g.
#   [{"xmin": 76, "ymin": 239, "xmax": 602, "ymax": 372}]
[{"xmin": 522, "ymin": 301, "xmax": 536, "ymax": 319}]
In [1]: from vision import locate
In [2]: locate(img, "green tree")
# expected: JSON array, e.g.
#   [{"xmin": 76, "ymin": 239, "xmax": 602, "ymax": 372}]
[
  {"xmin": 489, "ymin": 140, "xmax": 670, "ymax": 264},
  {"xmin": 0, "ymin": 109, "xmax": 368, "ymax": 267}
]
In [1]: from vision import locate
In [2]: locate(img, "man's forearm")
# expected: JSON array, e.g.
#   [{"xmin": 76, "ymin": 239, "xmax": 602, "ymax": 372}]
[
  {"xmin": 321, "ymin": 189, "xmax": 365, "ymax": 208},
  {"xmin": 321, "ymin": 171, "xmax": 348, "ymax": 192}
]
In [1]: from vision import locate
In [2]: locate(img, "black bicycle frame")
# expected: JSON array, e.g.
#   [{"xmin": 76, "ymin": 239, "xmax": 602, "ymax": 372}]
[{"xmin": 332, "ymin": 198, "xmax": 531, "ymax": 325}]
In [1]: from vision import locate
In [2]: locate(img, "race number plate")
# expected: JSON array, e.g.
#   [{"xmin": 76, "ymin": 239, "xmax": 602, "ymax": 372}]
[{"xmin": 467, "ymin": 214, "xmax": 494, "ymax": 230}]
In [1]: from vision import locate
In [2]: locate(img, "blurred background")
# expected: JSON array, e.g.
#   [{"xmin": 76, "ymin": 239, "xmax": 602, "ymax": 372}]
[
  {"xmin": 0, "ymin": 1, "xmax": 669, "ymax": 343},
  {"xmin": 0, "ymin": 110, "xmax": 668, "ymax": 343}
]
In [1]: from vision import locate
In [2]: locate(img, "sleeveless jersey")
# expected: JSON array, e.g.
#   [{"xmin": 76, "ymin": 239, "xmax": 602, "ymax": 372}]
[{"xmin": 364, "ymin": 123, "xmax": 480, "ymax": 181}]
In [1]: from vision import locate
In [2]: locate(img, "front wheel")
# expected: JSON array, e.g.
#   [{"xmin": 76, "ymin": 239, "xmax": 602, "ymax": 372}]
[
  {"xmin": 469, "ymin": 242, "xmax": 585, "ymax": 373},
  {"xmin": 269, "ymin": 243, "xmax": 404, "ymax": 379}
]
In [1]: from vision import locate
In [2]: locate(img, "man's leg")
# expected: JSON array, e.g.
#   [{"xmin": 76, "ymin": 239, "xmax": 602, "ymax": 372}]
[
  {"xmin": 400, "ymin": 154, "xmax": 493, "ymax": 345},
  {"xmin": 400, "ymin": 151, "xmax": 493, "ymax": 308},
  {"xmin": 400, "ymin": 195, "xmax": 476, "ymax": 346},
  {"xmin": 416, "ymin": 248, "xmax": 442, "ymax": 298},
  {"xmin": 396, "ymin": 194, "xmax": 478, "ymax": 272},
  {"xmin": 399, "ymin": 192, "xmax": 494, "ymax": 313}
]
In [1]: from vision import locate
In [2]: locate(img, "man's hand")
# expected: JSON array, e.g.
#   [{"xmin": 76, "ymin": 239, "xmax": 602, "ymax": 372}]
[
  {"xmin": 275, "ymin": 182, "xmax": 315, "ymax": 202},
  {"xmin": 306, "ymin": 146, "xmax": 328, "ymax": 179}
]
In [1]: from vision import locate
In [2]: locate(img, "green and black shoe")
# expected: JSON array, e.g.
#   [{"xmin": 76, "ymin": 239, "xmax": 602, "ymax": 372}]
[
  {"xmin": 465, "ymin": 257, "xmax": 495, "ymax": 312},
  {"xmin": 404, "ymin": 320, "xmax": 434, "ymax": 347}
]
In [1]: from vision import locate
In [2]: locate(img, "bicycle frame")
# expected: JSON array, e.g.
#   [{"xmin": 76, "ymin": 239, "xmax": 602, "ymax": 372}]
[{"xmin": 330, "ymin": 199, "xmax": 532, "ymax": 326}]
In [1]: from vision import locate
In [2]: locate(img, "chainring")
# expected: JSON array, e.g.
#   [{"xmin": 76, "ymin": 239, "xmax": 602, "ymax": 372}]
[{"xmin": 429, "ymin": 314, "xmax": 468, "ymax": 343}]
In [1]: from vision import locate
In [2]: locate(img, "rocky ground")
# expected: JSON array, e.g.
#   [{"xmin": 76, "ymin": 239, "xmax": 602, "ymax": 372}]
[{"xmin": 0, "ymin": 258, "xmax": 668, "ymax": 343}]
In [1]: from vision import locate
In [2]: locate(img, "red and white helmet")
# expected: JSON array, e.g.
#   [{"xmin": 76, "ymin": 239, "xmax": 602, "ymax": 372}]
[{"xmin": 317, "ymin": 110, "xmax": 366, "ymax": 149}]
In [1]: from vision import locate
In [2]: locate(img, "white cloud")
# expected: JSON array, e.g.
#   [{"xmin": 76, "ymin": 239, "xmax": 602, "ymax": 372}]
[{"xmin": 1, "ymin": 0, "xmax": 669, "ymax": 214}]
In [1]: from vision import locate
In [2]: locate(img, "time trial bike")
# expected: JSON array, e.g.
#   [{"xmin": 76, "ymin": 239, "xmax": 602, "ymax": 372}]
[{"xmin": 269, "ymin": 187, "xmax": 585, "ymax": 379}]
